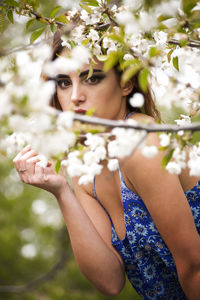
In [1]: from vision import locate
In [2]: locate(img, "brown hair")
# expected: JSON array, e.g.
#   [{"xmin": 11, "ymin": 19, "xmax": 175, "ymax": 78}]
[{"xmin": 49, "ymin": 29, "xmax": 161, "ymax": 120}]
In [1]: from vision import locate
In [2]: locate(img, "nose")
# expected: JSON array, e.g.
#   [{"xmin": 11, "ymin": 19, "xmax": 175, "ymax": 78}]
[{"xmin": 71, "ymin": 82, "xmax": 86, "ymax": 106}]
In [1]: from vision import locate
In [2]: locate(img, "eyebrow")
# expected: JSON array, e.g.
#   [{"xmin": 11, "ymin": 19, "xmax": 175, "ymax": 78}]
[{"xmin": 54, "ymin": 69, "xmax": 105, "ymax": 81}]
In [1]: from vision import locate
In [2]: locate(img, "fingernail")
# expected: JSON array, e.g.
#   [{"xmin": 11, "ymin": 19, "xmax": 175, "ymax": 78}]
[{"xmin": 24, "ymin": 145, "xmax": 31, "ymax": 150}]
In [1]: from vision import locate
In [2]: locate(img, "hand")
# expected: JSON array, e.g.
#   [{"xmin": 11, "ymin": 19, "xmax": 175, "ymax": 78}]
[{"xmin": 13, "ymin": 145, "xmax": 68, "ymax": 197}]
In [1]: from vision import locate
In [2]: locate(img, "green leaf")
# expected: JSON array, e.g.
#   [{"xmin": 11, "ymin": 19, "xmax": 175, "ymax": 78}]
[
  {"xmin": 80, "ymin": 0, "xmax": 99, "ymax": 7},
  {"xmin": 50, "ymin": 6, "xmax": 62, "ymax": 18},
  {"xmin": 149, "ymin": 46, "xmax": 161, "ymax": 58},
  {"xmin": 50, "ymin": 24, "xmax": 57, "ymax": 33},
  {"xmin": 81, "ymin": 38, "xmax": 90, "ymax": 46},
  {"xmin": 96, "ymin": 54, "xmax": 108, "ymax": 62},
  {"xmin": 79, "ymin": 3, "xmax": 93, "ymax": 13},
  {"xmin": 26, "ymin": 18, "xmax": 35, "ymax": 30},
  {"xmin": 55, "ymin": 160, "xmax": 61, "ymax": 173},
  {"xmin": 30, "ymin": 27, "xmax": 45, "ymax": 44},
  {"xmin": 70, "ymin": 40, "xmax": 77, "ymax": 48},
  {"xmin": 121, "ymin": 62, "xmax": 141, "ymax": 85},
  {"xmin": 172, "ymin": 56, "xmax": 179, "ymax": 71},
  {"xmin": 26, "ymin": 0, "xmax": 40, "ymax": 10},
  {"xmin": 7, "ymin": 9, "xmax": 13, "ymax": 23},
  {"xmin": 182, "ymin": 0, "xmax": 198, "ymax": 16},
  {"xmin": 167, "ymin": 49, "xmax": 174, "ymax": 63},
  {"xmin": 4, "ymin": 0, "xmax": 19, "ymax": 7},
  {"xmin": 103, "ymin": 51, "xmax": 121, "ymax": 72},
  {"xmin": 0, "ymin": 10, "xmax": 5, "ymax": 34},
  {"xmin": 86, "ymin": 108, "xmax": 95, "ymax": 116},
  {"xmin": 108, "ymin": 33, "xmax": 124, "ymax": 44},
  {"xmin": 138, "ymin": 68, "xmax": 149, "ymax": 93},
  {"xmin": 87, "ymin": 61, "xmax": 93, "ymax": 79},
  {"xmin": 161, "ymin": 149, "xmax": 174, "ymax": 169},
  {"xmin": 55, "ymin": 15, "xmax": 68, "ymax": 24},
  {"xmin": 120, "ymin": 59, "xmax": 136, "ymax": 71}
]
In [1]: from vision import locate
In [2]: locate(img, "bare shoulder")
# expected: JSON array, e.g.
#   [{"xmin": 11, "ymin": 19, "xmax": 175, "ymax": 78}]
[
  {"xmin": 121, "ymin": 115, "xmax": 200, "ymax": 274},
  {"xmin": 129, "ymin": 112, "xmax": 155, "ymax": 123}
]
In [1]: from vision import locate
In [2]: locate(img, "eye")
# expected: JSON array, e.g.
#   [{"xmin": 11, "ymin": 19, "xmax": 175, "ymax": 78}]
[
  {"xmin": 56, "ymin": 78, "xmax": 71, "ymax": 89},
  {"xmin": 83, "ymin": 75, "xmax": 105, "ymax": 85}
]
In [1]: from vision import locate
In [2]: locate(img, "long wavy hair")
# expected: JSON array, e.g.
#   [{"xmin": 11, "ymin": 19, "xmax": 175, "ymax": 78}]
[{"xmin": 49, "ymin": 29, "xmax": 161, "ymax": 120}]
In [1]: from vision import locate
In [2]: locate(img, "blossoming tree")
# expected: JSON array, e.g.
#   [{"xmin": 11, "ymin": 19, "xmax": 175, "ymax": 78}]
[{"xmin": 0, "ymin": 0, "xmax": 200, "ymax": 185}]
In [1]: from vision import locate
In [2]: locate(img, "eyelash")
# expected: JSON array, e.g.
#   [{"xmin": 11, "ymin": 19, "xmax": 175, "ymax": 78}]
[{"xmin": 56, "ymin": 75, "xmax": 105, "ymax": 89}]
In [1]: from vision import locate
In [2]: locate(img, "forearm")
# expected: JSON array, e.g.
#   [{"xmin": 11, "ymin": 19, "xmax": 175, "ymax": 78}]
[{"xmin": 56, "ymin": 185, "xmax": 125, "ymax": 295}]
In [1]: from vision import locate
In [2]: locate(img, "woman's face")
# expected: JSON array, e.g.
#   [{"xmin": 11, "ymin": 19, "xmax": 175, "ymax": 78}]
[{"xmin": 56, "ymin": 50, "xmax": 133, "ymax": 120}]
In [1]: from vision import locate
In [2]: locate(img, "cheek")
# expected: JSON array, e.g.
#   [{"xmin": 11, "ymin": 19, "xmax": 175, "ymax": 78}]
[{"xmin": 57, "ymin": 90, "xmax": 71, "ymax": 110}]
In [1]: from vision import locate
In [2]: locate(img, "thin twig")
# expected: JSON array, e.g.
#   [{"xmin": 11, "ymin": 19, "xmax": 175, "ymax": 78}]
[
  {"xmin": 168, "ymin": 39, "xmax": 200, "ymax": 48},
  {"xmin": 28, "ymin": 9, "xmax": 66, "ymax": 26},
  {"xmin": 0, "ymin": 251, "xmax": 68, "ymax": 293},
  {"xmin": 73, "ymin": 114, "xmax": 200, "ymax": 133}
]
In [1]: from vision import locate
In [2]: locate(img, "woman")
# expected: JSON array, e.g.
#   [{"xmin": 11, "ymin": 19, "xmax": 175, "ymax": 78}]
[{"xmin": 13, "ymin": 32, "xmax": 200, "ymax": 299}]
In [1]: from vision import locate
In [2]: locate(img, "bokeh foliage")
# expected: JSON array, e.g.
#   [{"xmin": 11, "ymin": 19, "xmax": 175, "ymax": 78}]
[{"xmin": 0, "ymin": 156, "xmax": 141, "ymax": 299}]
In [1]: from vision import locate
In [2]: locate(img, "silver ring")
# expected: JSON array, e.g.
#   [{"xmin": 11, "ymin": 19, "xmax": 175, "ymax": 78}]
[{"xmin": 19, "ymin": 168, "xmax": 27, "ymax": 173}]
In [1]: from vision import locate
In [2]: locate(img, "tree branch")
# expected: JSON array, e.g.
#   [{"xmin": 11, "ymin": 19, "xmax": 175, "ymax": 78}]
[
  {"xmin": 0, "ymin": 251, "xmax": 69, "ymax": 293},
  {"xmin": 28, "ymin": 8, "xmax": 66, "ymax": 26},
  {"xmin": 168, "ymin": 39, "xmax": 200, "ymax": 48},
  {"xmin": 73, "ymin": 114, "xmax": 200, "ymax": 133}
]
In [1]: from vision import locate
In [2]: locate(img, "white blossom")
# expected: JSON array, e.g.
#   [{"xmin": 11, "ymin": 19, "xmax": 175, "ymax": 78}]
[
  {"xmin": 78, "ymin": 163, "xmax": 103, "ymax": 185},
  {"xmin": 107, "ymin": 159, "xmax": 119, "ymax": 171},
  {"xmin": 83, "ymin": 150, "xmax": 99, "ymax": 165},
  {"xmin": 129, "ymin": 93, "xmax": 144, "ymax": 108},
  {"xmin": 124, "ymin": 53, "xmax": 134, "ymax": 61},
  {"xmin": 108, "ymin": 127, "xmax": 146, "ymax": 158},
  {"xmin": 85, "ymin": 133, "xmax": 105, "ymax": 150},
  {"xmin": 166, "ymin": 161, "xmax": 181, "ymax": 174},
  {"xmin": 80, "ymin": 9, "xmax": 101, "ymax": 25},
  {"xmin": 0, "ymin": 133, "xmax": 30, "ymax": 157},
  {"xmin": 175, "ymin": 114, "xmax": 191, "ymax": 126},
  {"xmin": 87, "ymin": 29, "xmax": 99, "ymax": 41},
  {"xmin": 102, "ymin": 37, "xmax": 117, "ymax": 53},
  {"xmin": 36, "ymin": 154, "xmax": 48, "ymax": 168},
  {"xmin": 44, "ymin": 46, "xmax": 91, "ymax": 77},
  {"xmin": 188, "ymin": 143, "xmax": 200, "ymax": 176},
  {"xmin": 116, "ymin": 10, "xmax": 134, "ymax": 25},
  {"xmin": 141, "ymin": 145, "xmax": 158, "ymax": 158},
  {"xmin": 94, "ymin": 146, "xmax": 106, "ymax": 161},
  {"xmin": 57, "ymin": 111, "xmax": 74, "ymax": 129},
  {"xmin": 78, "ymin": 174, "xmax": 94, "ymax": 185},
  {"xmin": 67, "ymin": 163, "xmax": 84, "ymax": 177},
  {"xmin": 159, "ymin": 133, "xmax": 170, "ymax": 147},
  {"xmin": 0, "ymin": 90, "xmax": 13, "ymax": 118},
  {"xmin": 153, "ymin": 31, "xmax": 168, "ymax": 45}
]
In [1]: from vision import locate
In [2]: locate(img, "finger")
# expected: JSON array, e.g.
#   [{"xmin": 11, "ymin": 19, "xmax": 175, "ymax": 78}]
[
  {"xmin": 35, "ymin": 164, "xmax": 44, "ymax": 178},
  {"xmin": 26, "ymin": 155, "xmax": 42, "ymax": 175},
  {"xmin": 13, "ymin": 145, "xmax": 32, "ymax": 170},
  {"xmin": 17, "ymin": 149, "xmax": 37, "ymax": 173},
  {"xmin": 13, "ymin": 145, "xmax": 31, "ymax": 163}
]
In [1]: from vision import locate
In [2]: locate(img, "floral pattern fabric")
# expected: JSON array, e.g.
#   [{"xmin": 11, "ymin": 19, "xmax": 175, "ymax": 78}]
[{"xmin": 93, "ymin": 171, "xmax": 200, "ymax": 299}]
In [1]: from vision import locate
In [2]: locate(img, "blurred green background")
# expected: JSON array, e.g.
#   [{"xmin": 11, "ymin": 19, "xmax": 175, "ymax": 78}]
[
  {"xmin": 1, "ymin": 0, "xmax": 198, "ymax": 299},
  {"xmin": 0, "ymin": 156, "xmax": 141, "ymax": 300}
]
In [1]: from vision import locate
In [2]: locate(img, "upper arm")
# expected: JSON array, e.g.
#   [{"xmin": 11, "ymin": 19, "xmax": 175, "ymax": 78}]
[
  {"xmin": 72, "ymin": 178, "xmax": 124, "ymax": 267},
  {"xmin": 123, "ymin": 132, "xmax": 200, "ymax": 272}
]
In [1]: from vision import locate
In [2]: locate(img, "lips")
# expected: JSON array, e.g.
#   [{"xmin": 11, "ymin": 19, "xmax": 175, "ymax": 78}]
[{"xmin": 74, "ymin": 108, "xmax": 86, "ymax": 114}]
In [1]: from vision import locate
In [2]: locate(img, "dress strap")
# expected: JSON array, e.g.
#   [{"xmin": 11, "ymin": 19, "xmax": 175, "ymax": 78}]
[
  {"xmin": 93, "ymin": 177, "xmax": 114, "ymax": 227},
  {"xmin": 125, "ymin": 111, "xmax": 135, "ymax": 120}
]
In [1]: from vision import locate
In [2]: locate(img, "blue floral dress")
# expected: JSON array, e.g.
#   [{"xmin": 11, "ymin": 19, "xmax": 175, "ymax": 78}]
[{"xmin": 93, "ymin": 169, "xmax": 200, "ymax": 299}]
